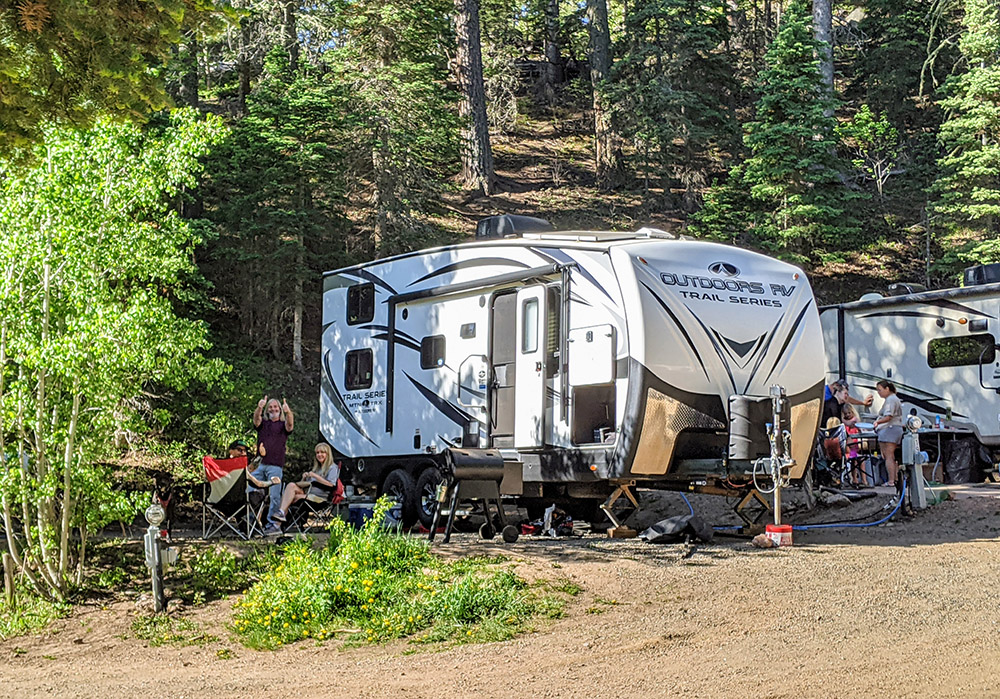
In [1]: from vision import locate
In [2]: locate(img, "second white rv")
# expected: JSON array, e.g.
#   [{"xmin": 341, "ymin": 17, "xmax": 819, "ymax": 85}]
[
  {"xmin": 320, "ymin": 217, "xmax": 825, "ymax": 525},
  {"xmin": 821, "ymin": 268, "xmax": 1000, "ymax": 458}
]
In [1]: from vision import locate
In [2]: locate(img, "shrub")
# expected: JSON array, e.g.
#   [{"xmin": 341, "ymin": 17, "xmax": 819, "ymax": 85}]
[{"xmin": 233, "ymin": 498, "xmax": 562, "ymax": 649}]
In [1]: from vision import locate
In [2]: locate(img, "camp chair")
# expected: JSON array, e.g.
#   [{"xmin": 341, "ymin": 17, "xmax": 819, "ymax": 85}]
[
  {"xmin": 285, "ymin": 478, "xmax": 345, "ymax": 534},
  {"xmin": 202, "ymin": 455, "xmax": 274, "ymax": 539},
  {"xmin": 814, "ymin": 421, "xmax": 848, "ymax": 486}
]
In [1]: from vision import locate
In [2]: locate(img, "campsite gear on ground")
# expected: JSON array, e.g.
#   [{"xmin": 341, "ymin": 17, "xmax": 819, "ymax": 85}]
[
  {"xmin": 428, "ymin": 448, "xmax": 519, "ymax": 544},
  {"xmin": 321, "ymin": 216, "xmax": 825, "ymax": 536},
  {"xmin": 639, "ymin": 514, "xmax": 713, "ymax": 544},
  {"xmin": 764, "ymin": 523, "xmax": 793, "ymax": 547},
  {"xmin": 201, "ymin": 455, "xmax": 277, "ymax": 539},
  {"xmin": 348, "ymin": 502, "xmax": 374, "ymax": 528}
]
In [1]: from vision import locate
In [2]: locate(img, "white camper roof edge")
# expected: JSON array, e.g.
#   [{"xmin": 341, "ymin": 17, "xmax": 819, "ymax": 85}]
[{"xmin": 820, "ymin": 281, "xmax": 1000, "ymax": 312}]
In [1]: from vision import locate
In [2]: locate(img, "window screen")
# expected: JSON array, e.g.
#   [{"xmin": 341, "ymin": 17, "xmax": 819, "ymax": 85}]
[
  {"xmin": 345, "ymin": 349, "xmax": 373, "ymax": 389},
  {"xmin": 347, "ymin": 283, "xmax": 375, "ymax": 325},
  {"xmin": 420, "ymin": 335, "xmax": 446, "ymax": 369},
  {"xmin": 927, "ymin": 333, "xmax": 996, "ymax": 368}
]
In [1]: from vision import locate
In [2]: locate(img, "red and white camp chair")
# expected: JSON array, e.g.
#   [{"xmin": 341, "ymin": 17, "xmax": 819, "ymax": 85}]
[{"xmin": 201, "ymin": 455, "xmax": 273, "ymax": 539}]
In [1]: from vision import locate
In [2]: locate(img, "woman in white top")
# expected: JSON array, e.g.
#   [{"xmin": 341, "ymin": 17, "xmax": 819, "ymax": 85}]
[
  {"xmin": 873, "ymin": 380, "xmax": 903, "ymax": 487},
  {"xmin": 272, "ymin": 443, "xmax": 339, "ymax": 525}
]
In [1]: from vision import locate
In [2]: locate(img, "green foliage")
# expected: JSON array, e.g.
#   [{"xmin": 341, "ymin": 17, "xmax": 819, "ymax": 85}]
[
  {"xmin": 837, "ymin": 105, "xmax": 902, "ymax": 200},
  {"xmin": 696, "ymin": 0, "xmax": 861, "ymax": 256},
  {"xmin": 609, "ymin": 0, "xmax": 736, "ymax": 205},
  {"xmin": 232, "ymin": 498, "xmax": 561, "ymax": 649},
  {"xmin": 0, "ymin": 109, "xmax": 227, "ymax": 600},
  {"xmin": 931, "ymin": 0, "xmax": 1000, "ymax": 252},
  {"xmin": 0, "ymin": 0, "xmax": 224, "ymax": 151},
  {"xmin": 0, "ymin": 594, "xmax": 69, "ymax": 641}
]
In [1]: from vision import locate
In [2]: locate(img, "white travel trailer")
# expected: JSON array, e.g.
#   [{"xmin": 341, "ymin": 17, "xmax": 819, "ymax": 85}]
[
  {"xmin": 320, "ymin": 216, "xmax": 825, "ymax": 526},
  {"xmin": 820, "ymin": 266, "xmax": 1000, "ymax": 459}
]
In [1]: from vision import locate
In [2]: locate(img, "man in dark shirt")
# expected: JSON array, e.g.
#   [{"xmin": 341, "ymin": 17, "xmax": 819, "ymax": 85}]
[
  {"xmin": 252, "ymin": 395, "xmax": 294, "ymax": 534},
  {"xmin": 822, "ymin": 382, "xmax": 849, "ymax": 428}
]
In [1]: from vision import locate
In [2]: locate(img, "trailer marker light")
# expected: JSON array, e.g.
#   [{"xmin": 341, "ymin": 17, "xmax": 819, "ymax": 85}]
[
  {"xmin": 590, "ymin": 464, "xmax": 598, "ymax": 472},
  {"xmin": 639, "ymin": 257, "xmax": 648, "ymax": 265},
  {"xmin": 959, "ymin": 317, "xmax": 968, "ymax": 325},
  {"xmin": 793, "ymin": 273, "xmax": 799, "ymax": 280}
]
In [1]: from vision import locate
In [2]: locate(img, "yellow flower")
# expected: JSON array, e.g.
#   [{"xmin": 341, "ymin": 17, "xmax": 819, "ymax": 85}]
[
  {"xmin": 466, "ymin": 630, "xmax": 473, "ymax": 636},
  {"xmin": 368, "ymin": 598, "xmax": 374, "ymax": 603}
]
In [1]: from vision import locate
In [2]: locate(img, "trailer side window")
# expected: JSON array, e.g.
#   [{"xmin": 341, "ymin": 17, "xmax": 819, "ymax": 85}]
[
  {"xmin": 927, "ymin": 333, "xmax": 996, "ymax": 368},
  {"xmin": 345, "ymin": 349, "xmax": 373, "ymax": 389},
  {"xmin": 420, "ymin": 335, "xmax": 446, "ymax": 369},
  {"xmin": 347, "ymin": 283, "xmax": 375, "ymax": 325}
]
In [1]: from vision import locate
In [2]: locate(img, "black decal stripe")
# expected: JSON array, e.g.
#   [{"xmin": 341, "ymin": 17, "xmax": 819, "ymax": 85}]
[
  {"xmin": 858, "ymin": 310, "xmax": 976, "ymax": 323},
  {"xmin": 845, "ymin": 371, "xmax": 944, "ymax": 401},
  {"xmin": 408, "ymin": 258, "xmax": 531, "ymax": 286},
  {"xmin": 404, "ymin": 373, "xmax": 475, "ymax": 427},
  {"xmin": 359, "ymin": 323, "xmax": 420, "ymax": 345},
  {"xmin": 895, "ymin": 392, "xmax": 966, "ymax": 419},
  {"xmin": 348, "ymin": 269, "xmax": 396, "ymax": 295},
  {"xmin": 437, "ymin": 434, "xmax": 461, "ymax": 447},
  {"xmin": 460, "ymin": 384, "xmax": 486, "ymax": 399},
  {"xmin": 534, "ymin": 247, "xmax": 615, "ymax": 302},
  {"xmin": 322, "ymin": 352, "xmax": 378, "ymax": 446},
  {"xmin": 689, "ymin": 313, "xmax": 738, "ymax": 394},
  {"xmin": 371, "ymin": 332, "xmax": 421, "ymax": 352},
  {"xmin": 926, "ymin": 298, "xmax": 994, "ymax": 318},
  {"xmin": 760, "ymin": 302, "xmax": 813, "ymax": 386},
  {"xmin": 640, "ymin": 282, "xmax": 710, "ymax": 381}
]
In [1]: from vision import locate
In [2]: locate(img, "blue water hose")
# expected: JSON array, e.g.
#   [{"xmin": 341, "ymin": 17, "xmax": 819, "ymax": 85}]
[
  {"xmin": 711, "ymin": 477, "xmax": 907, "ymax": 532},
  {"xmin": 679, "ymin": 493, "xmax": 695, "ymax": 517}
]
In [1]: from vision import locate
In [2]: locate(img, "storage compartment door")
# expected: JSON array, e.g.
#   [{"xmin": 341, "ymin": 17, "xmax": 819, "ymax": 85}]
[{"xmin": 514, "ymin": 286, "xmax": 546, "ymax": 448}]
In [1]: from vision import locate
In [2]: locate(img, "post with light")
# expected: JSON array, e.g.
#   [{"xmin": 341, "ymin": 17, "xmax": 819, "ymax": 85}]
[
  {"xmin": 902, "ymin": 414, "xmax": 929, "ymax": 510},
  {"xmin": 142, "ymin": 503, "xmax": 174, "ymax": 612}
]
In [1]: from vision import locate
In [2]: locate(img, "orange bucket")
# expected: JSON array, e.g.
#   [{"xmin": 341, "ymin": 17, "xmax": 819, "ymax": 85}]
[{"xmin": 765, "ymin": 524, "xmax": 793, "ymax": 547}]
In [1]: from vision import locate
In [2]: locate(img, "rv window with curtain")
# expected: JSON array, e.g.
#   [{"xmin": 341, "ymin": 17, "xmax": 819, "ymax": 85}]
[
  {"xmin": 521, "ymin": 298, "xmax": 538, "ymax": 353},
  {"xmin": 420, "ymin": 335, "xmax": 446, "ymax": 369},
  {"xmin": 347, "ymin": 283, "xmax": 375, "ymax": 325},
  {"xmin": 345, "ymin": 349, "xmax": 373, "ymax": 389},
  {"xmin": 927, "ymin": 333, "xmax": 996, "ymax": 368}
]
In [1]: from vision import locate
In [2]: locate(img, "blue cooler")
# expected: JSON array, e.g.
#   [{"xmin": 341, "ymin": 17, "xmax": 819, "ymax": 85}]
[{"xmin": 348, "ymin": 503, "xmax": 374, "ymax": 529}]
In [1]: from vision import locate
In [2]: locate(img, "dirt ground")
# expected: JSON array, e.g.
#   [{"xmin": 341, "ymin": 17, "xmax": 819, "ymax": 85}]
[{"xmin": 3, "ymin": 485, "xmax": 1000, "ymax": 698}]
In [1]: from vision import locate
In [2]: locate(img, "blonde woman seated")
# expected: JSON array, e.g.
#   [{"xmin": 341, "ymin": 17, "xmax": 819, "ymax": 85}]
[{"xmin": 272, "ymin": 443, "xmax": 339, "ymax": 523}]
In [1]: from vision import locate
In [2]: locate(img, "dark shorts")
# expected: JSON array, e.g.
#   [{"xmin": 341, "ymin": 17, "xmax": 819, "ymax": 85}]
[{"xmin": 877, "ymin": 425, "xmax": 903, "ymax": 445}]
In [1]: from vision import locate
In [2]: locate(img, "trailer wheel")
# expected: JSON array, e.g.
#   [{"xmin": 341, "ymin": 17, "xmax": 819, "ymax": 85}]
[
  {"xmin": 381, "ymin": 469, "xmax": 418, "ymax": 529},
  {"xmin": 415, "ymin": 467, "xmax": 443, "ymax": 529}
]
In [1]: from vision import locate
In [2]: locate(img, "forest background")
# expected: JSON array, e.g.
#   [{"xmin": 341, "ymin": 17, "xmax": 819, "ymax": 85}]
[{"xmin": 0, "ymin": 0, "xmax": 999, "ymax": 601}]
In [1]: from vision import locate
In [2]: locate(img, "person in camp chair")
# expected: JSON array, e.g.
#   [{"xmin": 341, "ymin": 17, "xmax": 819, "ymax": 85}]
[
  {"xmin": 272, "ymin": 442, "xmax": 339, "ymax": 525},
  {"xmin": 229, "ymin": 439, "xmax": 280, "ymax": 489},
  {"xmin": 252, "ymin": 395, "xmax": 294, "ymax": 534}
]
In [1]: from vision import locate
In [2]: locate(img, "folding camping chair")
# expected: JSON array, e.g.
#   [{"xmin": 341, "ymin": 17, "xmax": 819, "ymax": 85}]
[
  {"xmin": 285, "ymin": 479, "xmax": 345, "ymax": 534},
  {"xmin": 815, "ymin": 420, "xmax": 849, "ymax": 486},
  {"xmin": 202, "ymin": 455, "xmax": 275, "ymax": 539}
]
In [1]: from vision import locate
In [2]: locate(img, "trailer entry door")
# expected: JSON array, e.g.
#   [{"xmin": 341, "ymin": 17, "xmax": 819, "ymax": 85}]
[
  {"xmin": 515, "ymin": 286, "xmax": 547, "ymax": 448},
  {"xmin": 489, "ymin": 292, "xmax": 517, "ymax": 447}
]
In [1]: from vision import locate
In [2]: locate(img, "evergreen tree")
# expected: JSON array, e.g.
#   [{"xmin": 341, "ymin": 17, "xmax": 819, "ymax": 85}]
[
  {"xmin": 931, "ymin": 0, "xmax": 1000, "ymax": 257},
  {"xmin": 692, "ymin": 0, "xmax": 860, "ymax": 256},
  {"xmin": 610, "ymin": 0, "xmax": 736, "ymax": 208}
]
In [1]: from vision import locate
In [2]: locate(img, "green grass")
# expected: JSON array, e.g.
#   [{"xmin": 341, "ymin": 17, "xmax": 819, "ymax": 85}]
[
  {"xmin": 130, "ymin": 614, "xmax": 217, "ymax": 647},
  {"xmin": 0, "ymin": 595, "xmax": 70, "ymax": 642},
  {"xmin": 232, "ymin": 498, "xmax": 569, "ymax": 650}
]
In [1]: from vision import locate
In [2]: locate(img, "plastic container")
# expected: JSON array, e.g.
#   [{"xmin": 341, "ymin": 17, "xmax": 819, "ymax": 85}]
[
  {"xmin": 348, "ymin": 503, "xmax": 374, "ymax": 529},
  {"xmin": 765, "ymin": 523, "xmax": 793, "ymax": 547}
]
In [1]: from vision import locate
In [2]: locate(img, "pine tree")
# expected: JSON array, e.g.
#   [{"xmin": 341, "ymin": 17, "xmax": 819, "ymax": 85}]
[
  {"xmin": 931, "ymin": 0, "xmax": 1000, "ymax": 253},
  {"xmin": 610, "ymin": 0, "xmax": 736, "ymax": 208},
  {"xmin": 726, "ymin": 0, "xmax": 858, "ymax": 255}
]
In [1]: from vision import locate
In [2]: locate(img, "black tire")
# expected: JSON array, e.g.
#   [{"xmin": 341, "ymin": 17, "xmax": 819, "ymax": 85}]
[
  {"xmin": 381, "ymin": 469, "xmax": 418, "ymax": 529},
  {"xmin": 479, "ymin": 522, "xmax": 496, "ymax": 540},
  {"xmin": 501, "ymin": 524, "xmax": 519, "ymax": 543},
  {"xmin": 415, "ymin": 467, "xmax": 444, "ymax": 529}
]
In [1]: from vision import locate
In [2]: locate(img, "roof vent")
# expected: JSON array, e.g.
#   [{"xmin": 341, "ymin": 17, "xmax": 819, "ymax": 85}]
[
  {"xmin": 887, "ymin": 282, "xmax": 927, "ymax": 296},
  {"xmin": 858, "ymin": 292, "xmax": 885, "ymax": 302},
  {"xmin": 964, "ymin": 263, "xmax": 1000, "ymax": 286},
  {"xmin": 476, "ymin": 215, "xmax": 554, "ymax": 240}
]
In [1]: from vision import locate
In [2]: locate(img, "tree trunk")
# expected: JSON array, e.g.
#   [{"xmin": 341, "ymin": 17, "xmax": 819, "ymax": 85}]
[
  {"xmin": 544, "ymin": 0, "xmax": 563, "ymax": 92},
  {"xmin": 179, "ymin": 34, "xmax": 199, "ymax": 109},
  {"xmin": 586, "ymin": 0, "xmax": 620, "ymax": 191},
  {"xmin": 237, "ymin": 19, "xmax": 253, "ymax": 115},
  {"xmin": 293, "ymin": 233, "xmax": 304, "ymax": 370},
  {"xmin": 282, "ymin": 0, "xmax": 300, "ymax": 72},
  {"xmin": 453, "ymin": 0, "xmax": 495, "ymax": 195},
  {"xmin": 812, "ymin": 0, "xmax": 834, "ymax": 96}
]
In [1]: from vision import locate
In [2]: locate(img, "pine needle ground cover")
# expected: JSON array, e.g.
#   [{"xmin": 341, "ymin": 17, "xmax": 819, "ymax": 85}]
[{"xmin": 233, "ymin": 499, "xmax": 566, "ymax": 649}]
